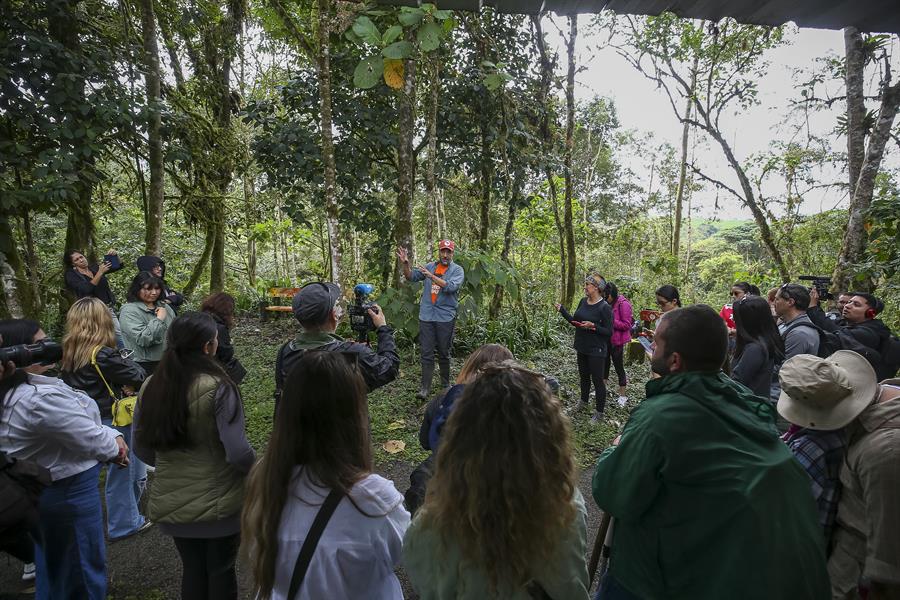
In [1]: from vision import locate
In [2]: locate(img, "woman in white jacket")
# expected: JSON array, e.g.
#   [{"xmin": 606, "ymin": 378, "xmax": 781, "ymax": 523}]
[
  {"xmin": 0, "ymin": 319, "xmax": 127, "ymax": 600},
  {"xmin": 241, "ymin": 351, "xmax": 409, "ymax": 600}
]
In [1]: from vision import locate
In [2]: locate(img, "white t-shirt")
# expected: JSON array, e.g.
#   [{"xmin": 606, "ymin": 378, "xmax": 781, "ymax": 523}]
[{"xmin": 271, "ymin": 468, "xmax": 410, "ymax": 600}]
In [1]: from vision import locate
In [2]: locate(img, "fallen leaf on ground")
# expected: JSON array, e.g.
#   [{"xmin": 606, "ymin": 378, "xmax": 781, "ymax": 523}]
[
  {"xmin": 382, "ymin": 440, "xmax": 406, "ymax": 454},
  {"xmin": 387, "ymin": 420, "xmax": 405, "ymax": 430}
]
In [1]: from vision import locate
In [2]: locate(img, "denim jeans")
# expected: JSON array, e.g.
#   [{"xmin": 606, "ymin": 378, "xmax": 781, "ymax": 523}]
[
  {"xmin": 594, "ymin": 571, "xmax": 642, "ymax": 600},
  {"xmin": 34, "ymin": 463, "xmax": 107, "ymax": 600},
  {"xmin": 102, "ymin": 419, "xmax": 147, "ymax": 538}
]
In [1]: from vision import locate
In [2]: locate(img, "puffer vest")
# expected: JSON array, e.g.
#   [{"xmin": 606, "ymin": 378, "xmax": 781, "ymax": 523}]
[{"xmin": 148, "ymin": 373, "xmax": 245, "ymax": 524}]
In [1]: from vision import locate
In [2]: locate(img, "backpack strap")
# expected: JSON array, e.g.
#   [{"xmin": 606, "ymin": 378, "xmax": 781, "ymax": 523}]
[
  {"xmin": 90, "ymin": 346, "xmax": 116, "ymax": 401},
  {"xmin": 287, "ymin": 489, "xmax": 344, "ymax": 599}
]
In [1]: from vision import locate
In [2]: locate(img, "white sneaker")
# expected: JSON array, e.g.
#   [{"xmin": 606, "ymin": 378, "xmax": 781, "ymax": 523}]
[
  {"xmin": 22, "ymin": 562, "xmax": 36, "ymax": 581},
  {"xmin": 617, "ymin": 396, "xmax": 628, "ymax": 407}
]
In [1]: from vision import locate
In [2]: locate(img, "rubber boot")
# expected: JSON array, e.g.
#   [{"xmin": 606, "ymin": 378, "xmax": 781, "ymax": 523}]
[
  {"xmin": 417, "ymin": 363, "xmax": 434, "ymax": 400},
  {"xmin": 438, "ymin": 359, "xmax": 451, "ymax": 389}
]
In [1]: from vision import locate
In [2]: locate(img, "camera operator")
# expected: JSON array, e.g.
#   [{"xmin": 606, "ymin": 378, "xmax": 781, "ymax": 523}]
[
  {"xmin": 0, "ymin": 319, "xmax": 127, "ymax": 598},
  {"xmin": 274, "ymin": 283, "xmax": 400, "ymax": 412},
  {"xmin": 808, "ymin": 288, "xmax": 895, "ymax": 380},
  {"xmin": 827, "ymin": 292, "xmax": 852, "ymax": 322}
]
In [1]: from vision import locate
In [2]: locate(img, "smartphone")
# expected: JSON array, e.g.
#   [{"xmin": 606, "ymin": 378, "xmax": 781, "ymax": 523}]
[{"xmin": 103, "ymin": 254, "xmax": 122, "ymax": 272}]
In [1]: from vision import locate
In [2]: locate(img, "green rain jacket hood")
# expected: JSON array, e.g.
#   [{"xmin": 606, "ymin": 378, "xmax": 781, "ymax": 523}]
[{"xmin": 592, "ymin": 371, "xmax": 829, "ymax": 600}]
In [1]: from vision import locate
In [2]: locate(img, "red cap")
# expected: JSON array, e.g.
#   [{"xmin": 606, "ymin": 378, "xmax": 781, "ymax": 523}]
[{"xmin": 439, "ymin": 239, "xmax": 455, "ymax": 251}]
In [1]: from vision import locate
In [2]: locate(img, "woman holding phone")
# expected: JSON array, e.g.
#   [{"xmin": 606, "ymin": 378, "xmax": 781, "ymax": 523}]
[
  {"xmin": 64, "ymin": 249, "xmax": 124, "ymax": 348},
  {"xmin": 556, "ymin": 273, "xmax": 613, "ymax": 423}
]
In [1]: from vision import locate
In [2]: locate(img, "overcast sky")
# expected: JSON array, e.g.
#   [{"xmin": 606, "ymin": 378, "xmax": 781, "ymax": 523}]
[{"xmin": 547, "ymin": 21, "xmax": 899, "ymax": 220}]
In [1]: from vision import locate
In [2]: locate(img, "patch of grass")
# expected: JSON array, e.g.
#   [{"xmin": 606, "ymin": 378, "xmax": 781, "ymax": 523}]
[{"xmin": 231, "ymin": 318, "xmax": 651, "ymax": 469}]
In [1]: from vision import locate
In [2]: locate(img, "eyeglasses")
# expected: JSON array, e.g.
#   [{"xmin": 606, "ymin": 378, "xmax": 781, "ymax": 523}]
[
  {"xmin": 656, "ymin": 298, "xmax": 672, "ymax": 307},
  {"xmin": 730, "ymin": 290, "xmax": 744, "ymax": 297}
]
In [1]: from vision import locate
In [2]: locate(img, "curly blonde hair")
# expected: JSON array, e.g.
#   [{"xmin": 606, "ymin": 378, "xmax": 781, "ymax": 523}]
[
  {"xmin": 419, "ymin": 361, "xmax": 577, "ymax": 591},
  {"xmin": 61, "ymin": 297, "xmax": 117, "ymax": 372}
]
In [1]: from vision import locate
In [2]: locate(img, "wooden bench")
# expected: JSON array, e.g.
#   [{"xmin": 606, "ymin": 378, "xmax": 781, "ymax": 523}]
[{"xmin": 259, "ymin": 287, "xmax": 300, "ymax": 321}]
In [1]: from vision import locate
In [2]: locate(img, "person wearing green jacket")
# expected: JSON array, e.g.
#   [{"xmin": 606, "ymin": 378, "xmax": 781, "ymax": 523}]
[
  {"xmin": 119, "ymin": 272, "xmax": 176, "ymax": 375},
  {"xmin": 592, "ymin": 304, "xmax": 829, "ymax": 600}
]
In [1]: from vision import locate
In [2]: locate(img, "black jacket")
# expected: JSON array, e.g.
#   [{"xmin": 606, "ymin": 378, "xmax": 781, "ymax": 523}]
[
  {"xmin": 61, "ymin": 347, "xmax": 146, "ymax": 420},
  {"xmin": 274, "ymin": 326, "xmax": 400, "ymax": 411},
  {"xmin": 65, "ymin": 267, "xmax": 115, "ymax": 305},
  {"xmin": 136, "ymin": 255, "xmax": 184, "ymax": 311},
  {"xmin": 210, "ymin": 314, "xmax": 246, "ymax": 384},
  {"xmin": 808, "ymin": 306, "xmax": 893, "ymax": 379},
  {"xmin": 559, "ymin": 298, "xmax": 614, "ymax": 356}
]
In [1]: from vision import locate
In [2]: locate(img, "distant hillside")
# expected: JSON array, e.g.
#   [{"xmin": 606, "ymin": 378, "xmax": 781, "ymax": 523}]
[{"xmin": 690, "ymin": 218, "xmax": 752, "ymax": 241}]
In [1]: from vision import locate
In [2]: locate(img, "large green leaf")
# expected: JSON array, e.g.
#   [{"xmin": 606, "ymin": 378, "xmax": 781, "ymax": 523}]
[
  {"xmin": 353, "ymin": 56, "xmax": 384, "ymax": 89},
  {"xmin": 352, "ymin": 16, "xmax": 381, "ymax": 46},
  {"xmin": 398, "ymin": 8, "xmax": 424, "ymax": 27},
  {"xmin": 382, "ymin": 25, "xmax": 403, "ymax": 45},
  {"xmin": 416, "ymin": 21, "xmax": 442, "ymax": 52},
  {"xmin": 382, "ymin": 41, "xmax": 414, "ymax": 59}
]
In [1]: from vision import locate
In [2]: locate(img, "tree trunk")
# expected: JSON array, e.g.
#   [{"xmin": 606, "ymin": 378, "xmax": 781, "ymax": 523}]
[
  {"xmin": 209, "ymin": 198, "xmax": 227, "ymax": 293},
  {"xmin": 141, "ymin": 0, "xmax": 165, "ymax": 255},
  {"xmin": 243, "ymin": 172, "xmax": 257, "ymax": 288},
  {"xmin": 532, "ymin": 14, "xmax": 566, "ymax": 305},
  {"xmin": 844, "ymin": 28, "xmax": 866, "ymax": 196},
  {"xmin": 672, "ymin": 57, "xmax": 698, "ymax": 264},
  {"xmin": 424, "ymin": 58, "xmax": 439, "ymax": 256},
  {"xmin": 183, "ymin": 222, "xmax": 216, "ymax": 299},
  {"xmin": 393, "ymin": 28, "xmax": 417, "ymax": 285},
  {"xmin": 562, "ymin": 15, "xmax": 578, "ymax": 307},
  {"xmin": 20, "ymin": 210, "xmax": 41, "ymax": 315},
  {"xmin": 317, "ymin": 0, "xmax": 342, "ymax": 287},
  {"xmin": 477, "ymin": 118, "xmax": 492, "ymax": 250},
  {"xmin": 0, "ymin": 217, "xmax": 25, "ymax": 319},
  {"xmin": 489, "ymin": 94, "xmax": 516, "ymax": 320},
  {"xmin": 50, "ymin": 2, "xmax": 96, "ymax": 262},
  {"xmin": 832, "ymin": 80, "xmax": 900, "ymax": 293}
]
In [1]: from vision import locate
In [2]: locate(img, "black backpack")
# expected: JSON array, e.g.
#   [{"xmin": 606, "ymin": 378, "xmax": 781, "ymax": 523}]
[
  {"xmin": 783, "ymin": 320, "xmax": 884, "ymax": 373},
  {"xmin": 0, "ymin": 450, "xmax": 51, "ymax": 534},
  {"xmin": 0, "ymin": 375, "xmax": 52, "ymax": 535},
  {"xmin": 880, "ymin": 333, "xmax": 900, "ymax": 379}
]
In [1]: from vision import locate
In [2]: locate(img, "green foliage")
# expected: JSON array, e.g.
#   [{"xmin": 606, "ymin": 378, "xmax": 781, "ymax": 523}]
[{"xmin": 348, "ymin": 4, "xmax": 455, "ymax": 90}]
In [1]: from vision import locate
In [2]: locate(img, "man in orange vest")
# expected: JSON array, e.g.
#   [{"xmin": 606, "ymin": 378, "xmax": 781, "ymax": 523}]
[{"xmin": 397, "ymin": 240, "xmax": 465, "ymax": 400}]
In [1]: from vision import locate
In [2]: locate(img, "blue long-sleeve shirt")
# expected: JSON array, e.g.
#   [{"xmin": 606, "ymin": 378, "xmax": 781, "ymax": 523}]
[{"xmin": 408, "ymin": 261, "xmax": 465, "ymax": 322}]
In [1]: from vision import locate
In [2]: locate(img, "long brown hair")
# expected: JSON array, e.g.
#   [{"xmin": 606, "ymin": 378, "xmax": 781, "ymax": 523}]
[
  {"xmin": 241, "ymin": 352, "xmax": 371, "ymax": 599},
  {"xmin": 61, "ymin": 297, "xmax": 117, "ymax": 371},
  {"xmin": 455, "ymin": 343, "xmax": 514, "ymax": 384},
  {"xmin": 200, "ymin": 292, "xmax": 236, "ymax": 329},
  {"xmin": 420, "ymin": 361, "xmax": 577, "ymax": 592}
]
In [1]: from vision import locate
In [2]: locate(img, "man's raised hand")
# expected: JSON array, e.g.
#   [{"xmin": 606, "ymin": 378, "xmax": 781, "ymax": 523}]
[{"xmin": 396, "ymin": 247, "xmax": 409, "ymax": 264}]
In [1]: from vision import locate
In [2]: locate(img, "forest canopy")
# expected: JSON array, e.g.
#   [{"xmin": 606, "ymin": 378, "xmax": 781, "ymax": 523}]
[{"xmin": 2, "ymin": 0, "xmax": 900, "ymax": 333}]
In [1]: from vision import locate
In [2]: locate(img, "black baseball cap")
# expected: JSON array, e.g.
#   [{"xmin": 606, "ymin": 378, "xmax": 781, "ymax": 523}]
[{"xmin": 292, "ymin": 282, "xmax": 342, "ymax": 324}]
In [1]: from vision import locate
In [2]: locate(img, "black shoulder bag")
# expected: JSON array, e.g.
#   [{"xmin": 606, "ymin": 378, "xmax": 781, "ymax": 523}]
[{"xmin": 287, "ymin": 489, "xmax": 344, "ymax": 599}]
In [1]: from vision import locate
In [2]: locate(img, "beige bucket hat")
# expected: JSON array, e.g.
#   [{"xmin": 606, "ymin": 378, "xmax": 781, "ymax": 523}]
[{"xmin": 778, "ymin": 351, "xmax": 878, "ymax": 430}]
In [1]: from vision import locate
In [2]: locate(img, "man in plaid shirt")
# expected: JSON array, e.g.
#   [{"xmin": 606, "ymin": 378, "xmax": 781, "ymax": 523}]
[
  {"xmin": 781, "ymin": 426, "xmax": 847, "ymax": 541},
  {"xmin": 777, "ymin": 351, "xmax": 876, "ymax": 550}
]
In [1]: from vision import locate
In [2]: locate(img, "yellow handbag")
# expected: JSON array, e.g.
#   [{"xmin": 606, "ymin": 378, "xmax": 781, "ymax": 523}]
[{"xmin": 90, "ymin": 346, "xmax": 138, "ymax": 427}]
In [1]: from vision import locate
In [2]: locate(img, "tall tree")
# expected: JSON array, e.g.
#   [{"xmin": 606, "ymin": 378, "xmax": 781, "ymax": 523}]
[
  {"xmin": 317, "ymin": 0, "xmax": 343, "ymax": 285},
  {"xmin": 140, "ymin": 0, "xmax": 164, "ymax": 255},
  {"xmin": 531, "ymin": 14, "xmax": 566, "ymax": 304},
  {"xmin": 617, "ymin": 15, "xmax": 791, "ymax": 281},
  {"xmin": 672, "ymin": 55, "xmax": 698, "ymax": 265},
  {"xmin": 831, "ymin": 29, "xmax": 900, "ymax": 293},
  {"xmin": 562, "ymin": 15, "xmax": 578, "ymax": 306},
  {"xmin": 394, "ymin": 27, "xmax": 418, "ymax": 281}
]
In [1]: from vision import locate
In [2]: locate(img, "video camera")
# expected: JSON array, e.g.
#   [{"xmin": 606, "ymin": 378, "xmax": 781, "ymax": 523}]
[
  {"xmin": 799, "ymin": 276, "xmax": 834, "ymax": 301},
  {"xmin": 348, "ymin": 283, "xmax": 379, "ymax": 342},
  {"xmin": 0, "ymin": 339, "xmax": 62, "ymax": 369}
]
